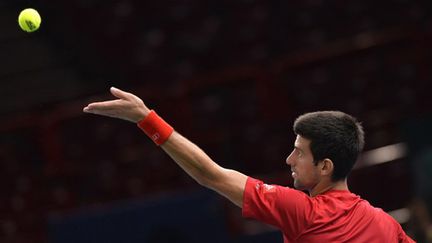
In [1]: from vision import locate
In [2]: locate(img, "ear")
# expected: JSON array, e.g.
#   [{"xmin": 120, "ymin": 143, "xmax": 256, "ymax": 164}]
[{"xmin": 319, "ymin": 158, "xmax": 334, "ymax": 177}]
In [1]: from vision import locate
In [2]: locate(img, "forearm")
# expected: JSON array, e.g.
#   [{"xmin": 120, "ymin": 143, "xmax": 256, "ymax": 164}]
[
  {"xmin": 161, "ymin": 131, "xmax": 247, "ymax": 207},
  {"xmin": 161, "ymin": 131, "xmax": 225, "ymax": 187}
]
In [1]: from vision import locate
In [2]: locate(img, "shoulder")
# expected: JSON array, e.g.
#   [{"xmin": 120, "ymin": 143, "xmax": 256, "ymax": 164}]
[
  {"xmin": 243, "ymin": 177, "xmax": 314, "ymax": 213},
  {"xmin": 373, "ymin": 209, "xmax": 415, "ymax": 242},
  {"xmin": 242, "ymin": 177, "xmax": 315, "ymax": 235},
  {"xmin": 352, "ymin": 199, "xmax": 412, "ymax": 239},
  {"xmin": 245, "ymin": 177, "xmax": 310, "ymax": 201}
]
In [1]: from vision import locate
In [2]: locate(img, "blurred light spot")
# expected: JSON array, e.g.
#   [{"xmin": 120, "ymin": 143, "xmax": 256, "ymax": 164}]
[
  {"xmin": 388, "ymin": 207, "xmax": 411, "ymax": 224},
  {"xmin": 356, "ymin": 143, "xmax": 407, "ymax": 169}
]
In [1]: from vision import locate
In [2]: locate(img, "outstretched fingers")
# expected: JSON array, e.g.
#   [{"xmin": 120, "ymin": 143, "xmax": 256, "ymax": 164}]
[
  {"xmin": 83, "ymin": 99, "xmax": 134, "ymax": 121},
  {"xmin": 86, "ymin": 109, "xmax": 128, "ymax": 120},
  {"xmin": 83, "ymin": 99, "xmax": 126, "ymax": 114}
]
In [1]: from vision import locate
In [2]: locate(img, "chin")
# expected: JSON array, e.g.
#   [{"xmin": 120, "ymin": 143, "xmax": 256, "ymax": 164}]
[
  {"xmin": 293, "ymin": 180, "xmax": 311, "ymax": 191},
  {"xmin": 293, "ymin": 180, "xmax": 304, "ymax": 190}
]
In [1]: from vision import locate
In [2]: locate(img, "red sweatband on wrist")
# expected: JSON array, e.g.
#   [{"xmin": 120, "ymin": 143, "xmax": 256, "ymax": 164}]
[{"xmin": 137, "ymin": 110, "xmax": 174, "ymax": 145}]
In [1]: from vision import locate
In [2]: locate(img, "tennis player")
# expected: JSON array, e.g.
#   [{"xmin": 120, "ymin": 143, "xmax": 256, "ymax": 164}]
[{"xmin": 83, "ymin": 87, "xmax": 415, "ymax": 242}]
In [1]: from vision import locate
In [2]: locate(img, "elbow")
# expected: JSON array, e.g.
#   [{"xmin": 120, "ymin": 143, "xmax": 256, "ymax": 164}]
[
  {"xmin": 196, "ymin": 176, "xmax": 213, "ymax": 189},
  {"xmin": 195, "ymin": 173, "xmax": 221, "ymax": 191},
  {"xmin": 194, "ymin": 163, "xmax": 224, "ymax": 190}
]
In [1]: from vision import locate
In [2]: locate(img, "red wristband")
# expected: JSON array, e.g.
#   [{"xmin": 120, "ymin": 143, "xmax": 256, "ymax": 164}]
[{"xmin": 137, "ymin": 110, "xmax": 174, "ymax": 145}]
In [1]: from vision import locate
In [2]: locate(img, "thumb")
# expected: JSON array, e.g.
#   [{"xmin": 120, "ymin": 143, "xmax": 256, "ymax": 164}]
[{"xmin": 110, "ymin": 87, "xmax": 130, "ymax": 100}]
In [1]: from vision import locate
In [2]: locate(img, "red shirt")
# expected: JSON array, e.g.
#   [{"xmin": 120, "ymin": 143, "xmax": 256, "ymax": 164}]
[{"xmin": 242, "ymin": 177, "xmax": 415, "ymax": 243}]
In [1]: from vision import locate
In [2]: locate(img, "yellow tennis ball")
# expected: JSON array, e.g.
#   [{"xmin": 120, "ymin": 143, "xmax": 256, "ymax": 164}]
[{"xmin": 18, "ymin": 8, "xmax": 41, "ymax": 32}]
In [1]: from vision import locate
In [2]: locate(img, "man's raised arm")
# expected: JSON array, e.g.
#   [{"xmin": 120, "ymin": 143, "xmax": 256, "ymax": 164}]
[{"xmin": 83, "ymin": 87, "xmax": 248, "ymax": 207}]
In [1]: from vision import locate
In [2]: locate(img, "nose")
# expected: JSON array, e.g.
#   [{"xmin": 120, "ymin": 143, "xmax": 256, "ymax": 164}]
[{"xmin": 286, "ymin": 150, "xmax": 295, "ymax": 165}]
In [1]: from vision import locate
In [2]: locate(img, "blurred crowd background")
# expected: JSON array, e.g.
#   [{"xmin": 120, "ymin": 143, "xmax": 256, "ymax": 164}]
[{"xmin": 1, "ymin": 0, "xmax": 432, "ymax": 242}]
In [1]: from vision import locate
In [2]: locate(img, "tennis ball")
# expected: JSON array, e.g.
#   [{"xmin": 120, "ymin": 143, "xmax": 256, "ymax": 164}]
[{"xmin": 18, "ymin": 8, "xmax": 41, "ymax": 32}]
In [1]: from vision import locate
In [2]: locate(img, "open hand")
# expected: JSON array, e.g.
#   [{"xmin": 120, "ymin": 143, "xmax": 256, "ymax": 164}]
[{"xmin": 83, "ymin": 87, "xmax": 150, "ymax": 123}]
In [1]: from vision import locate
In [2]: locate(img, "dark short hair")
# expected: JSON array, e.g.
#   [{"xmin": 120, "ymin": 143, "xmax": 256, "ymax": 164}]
[{"xmin": 293, "ymin": 111, "xmax": 365, "ymax": 181}]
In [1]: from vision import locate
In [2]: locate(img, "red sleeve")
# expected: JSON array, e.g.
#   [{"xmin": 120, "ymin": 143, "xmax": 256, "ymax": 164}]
[{"xmin": 242, "ymin": 177, "xmax": 313, "ymax": 237}]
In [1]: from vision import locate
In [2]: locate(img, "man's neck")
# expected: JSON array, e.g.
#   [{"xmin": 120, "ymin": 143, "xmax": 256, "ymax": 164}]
[{"xmin": 309, "ymin": 179, "xmax": 349, "ymax": 197}]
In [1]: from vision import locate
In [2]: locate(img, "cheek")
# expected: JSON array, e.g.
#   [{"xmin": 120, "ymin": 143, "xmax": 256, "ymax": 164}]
[
  {"xmin": 299, "ymin": 161, "xmax": 318, "ymax": 179},
  {"xmin": 308, "ymin": 166, "xmax": 321, "ymax": 183}
]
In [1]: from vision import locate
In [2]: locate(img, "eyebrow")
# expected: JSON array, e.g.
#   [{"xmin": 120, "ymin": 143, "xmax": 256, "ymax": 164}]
[{"xmin": 294, "ymin": 146, "xmax": 304, "ymax": 153}]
